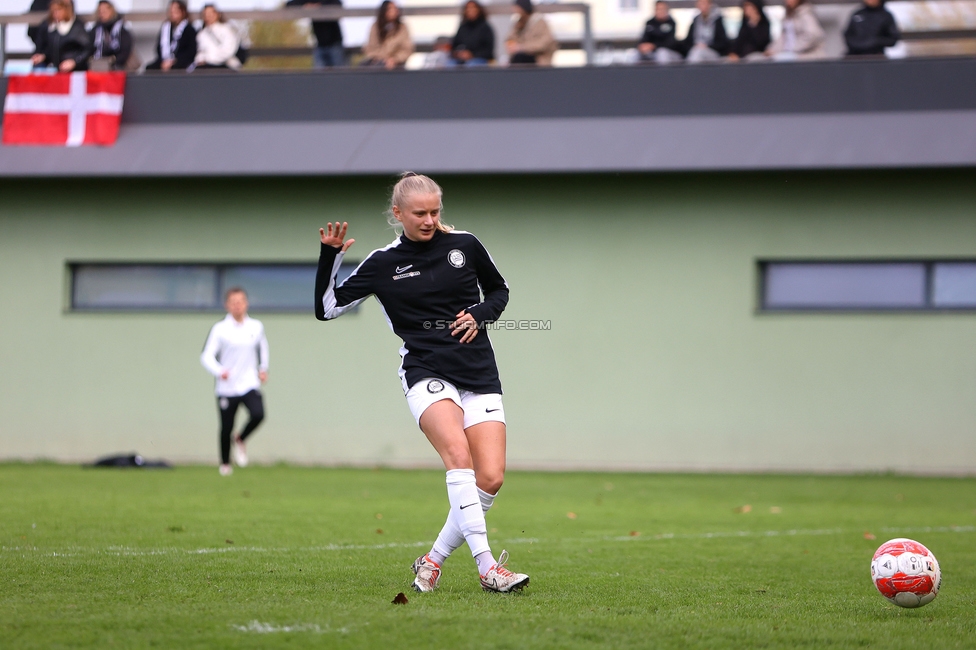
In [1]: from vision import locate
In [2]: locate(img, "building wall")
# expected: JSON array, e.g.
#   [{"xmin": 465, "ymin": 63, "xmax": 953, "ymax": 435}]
[{"xmin": 1, "ymin": 171, "xmax": 974, "ymax": 472}]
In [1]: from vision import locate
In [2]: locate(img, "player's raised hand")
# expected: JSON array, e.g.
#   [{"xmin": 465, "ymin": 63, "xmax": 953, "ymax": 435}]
[{"xmin": 319, "ymin": 222, "xmax": 355, "ymax": 252}]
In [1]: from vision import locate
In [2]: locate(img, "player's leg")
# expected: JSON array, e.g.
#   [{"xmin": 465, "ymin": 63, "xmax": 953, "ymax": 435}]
[
  {"xmin": 464, "ymin": 396, "xmax": 528, "ymax": 592},
  {"xmin": 217, "ymin": 396, "xmax": 240, "ymax": 475},
  {"xmin": 234, "ymin": 390, "xmax": 265, "ymax": 467}
]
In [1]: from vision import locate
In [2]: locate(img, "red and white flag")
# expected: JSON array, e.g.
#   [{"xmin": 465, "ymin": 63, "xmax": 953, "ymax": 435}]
[{"xmin": 2, "ymin": 72, "xmax": 126, "ymax": 147}]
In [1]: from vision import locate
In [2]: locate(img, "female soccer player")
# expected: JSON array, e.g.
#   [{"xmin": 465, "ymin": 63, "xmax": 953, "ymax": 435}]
[
  {"xmin": 314, "ymin": 173, "xmax": 529, "ymax": 593},
  {"xmin": 201, "ymin": 287, "xmax": 269, "ymax": 476}
]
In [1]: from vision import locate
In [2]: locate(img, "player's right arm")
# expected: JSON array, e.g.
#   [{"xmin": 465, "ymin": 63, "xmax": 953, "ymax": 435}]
[
  {"xmin": 315, "ymin": 222, "xmax": 372, "ymax": 321},
  {"xmin": 200, "ymin": 324, "xmax": 227, "ymax": 379}
]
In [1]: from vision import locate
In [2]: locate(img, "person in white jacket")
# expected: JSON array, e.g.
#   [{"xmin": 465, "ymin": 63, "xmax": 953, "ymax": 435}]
[
  {"xmin": 201, "ymin": 287, "xmax": 269, "ymax": 475},
  {"xmin": 193, "ymin": 4, "xmax": 240, "ymax": 70}
]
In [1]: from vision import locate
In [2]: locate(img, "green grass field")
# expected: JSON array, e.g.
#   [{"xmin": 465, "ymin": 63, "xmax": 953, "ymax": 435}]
[{"xmin": 2, "ymin": 464, "xmax": 975, "ymax": 648}]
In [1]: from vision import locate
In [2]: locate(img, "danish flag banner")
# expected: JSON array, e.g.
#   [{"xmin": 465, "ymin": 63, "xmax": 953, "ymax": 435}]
[{"xmin": 2, "ymin": 72, "xmax": 126, "ymax": 147}]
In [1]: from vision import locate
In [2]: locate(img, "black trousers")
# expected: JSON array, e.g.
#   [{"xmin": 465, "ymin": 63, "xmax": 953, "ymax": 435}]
[{"xmin": 217, "ymin": 390, "xmax": 265, "ymax": 464}]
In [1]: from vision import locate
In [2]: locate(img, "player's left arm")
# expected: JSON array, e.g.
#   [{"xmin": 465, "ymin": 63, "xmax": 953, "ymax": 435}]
[
  {"xmin": 258, "ymin": 324, "xmax": 269, "ymax": 383},
  {"xmin": 452, "ymin": 236, "xmax": 510, "ymax": 343}
]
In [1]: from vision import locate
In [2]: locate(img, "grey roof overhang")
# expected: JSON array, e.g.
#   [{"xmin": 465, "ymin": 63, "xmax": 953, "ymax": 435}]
[{"xmin": 1, "ymin": 57, "xmax": 973, "ymax": 176}]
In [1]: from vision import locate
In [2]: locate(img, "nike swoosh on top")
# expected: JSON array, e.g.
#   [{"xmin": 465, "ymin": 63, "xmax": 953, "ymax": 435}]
[
  {"xmin": 396, "ymin": 265, "xmax": 413, "ymax": 273},
  {"xmin": 459, "ymin": 503, "xmax": 478, "ymax": 509},
  {"xmin": 486, "ymin": 408, "xmax": 501, "ymax": 413}
]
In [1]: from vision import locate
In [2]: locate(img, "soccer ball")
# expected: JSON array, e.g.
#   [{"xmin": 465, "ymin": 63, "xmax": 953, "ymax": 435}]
[{"xmin": 870, "ymin": 538, "xmax": 941, "ymax": 608}]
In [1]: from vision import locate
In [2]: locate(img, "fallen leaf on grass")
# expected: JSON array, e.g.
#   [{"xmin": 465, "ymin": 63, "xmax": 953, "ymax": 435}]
[
  {"xmin": 733, "ymin": 505, "xmax": 752, "ymax": 514},
  {"xmin": 226, "ymin": 539, "xmax": 234, "ymax": 544},
  {"xmin": 392, "ymin": 592, "xmax": 408, "ymax": 605},
  {"xmin": 375, "ymin": 513, "xmax": 383, "ymax": 519},
  {"xmin": 567, "ymin": 512, "xmax": 577, "ymax": 520},
  {"xmin": 629, "ymin": 531, "xmax": 640, "ymax": 537},
  {"xmin": 863, "ymin": 531, "xmax": 876, "ymax": 540}
]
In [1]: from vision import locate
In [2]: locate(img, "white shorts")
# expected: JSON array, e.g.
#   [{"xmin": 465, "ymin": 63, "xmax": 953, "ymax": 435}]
[{"xmin": 405, "ymin": 377, "xmax": 505, "ymax": 429}]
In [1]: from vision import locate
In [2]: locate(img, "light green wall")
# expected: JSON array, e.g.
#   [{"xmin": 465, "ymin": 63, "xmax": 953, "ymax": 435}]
[{"xmin": 1, "ymin": 172, "xmax": 975, "ymax": 472}]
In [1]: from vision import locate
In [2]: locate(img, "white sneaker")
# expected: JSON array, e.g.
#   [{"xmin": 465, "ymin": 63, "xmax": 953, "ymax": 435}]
[
  {"xmin": 219, "ymin": 464, "xmax": 233, "ymax": 476},
  {"xmin": 411, "ymin": 554, "xmax": 442, "ymax": 592},
  {"xmin": 480, "ymin": 550, "xmax": 529, "ymax": 593},
  {"xmin": 232, "ymin": 437, "xmax": 248, "ymax": 467}
]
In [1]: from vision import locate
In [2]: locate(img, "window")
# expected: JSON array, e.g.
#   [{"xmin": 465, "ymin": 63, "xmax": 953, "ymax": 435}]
[
  {"xmin": 69, "ymin": 262, "xmax": 358, "ymax": 312},
  {"xmin": 760, "ymin": 261, "xmax": 976, "ymax": 312}
]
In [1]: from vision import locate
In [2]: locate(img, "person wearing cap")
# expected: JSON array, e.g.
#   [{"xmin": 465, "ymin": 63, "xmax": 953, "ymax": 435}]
[
  {"xmin": 728, "ymin": 0, "xmax": 770, "ymax": 61},
  {"xmin": 638, "ymin": 1, "xmax": 682, "ymax": 64},
  {"xmin": 505, "ymin": 0, "xmax": 557, "ymax": 66},
  {"xmin": 844, "ymin": 0, "xmax": 899, "ymax": 56}
]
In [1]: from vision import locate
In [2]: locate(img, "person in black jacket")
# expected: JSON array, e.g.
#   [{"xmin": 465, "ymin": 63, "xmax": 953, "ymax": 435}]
[
  {"xmin": 146, "ymin": 0, "xmax": 197, "ymax": 71},
  {"xmin": 728, "ymin": 0, "xmax": 770, "ymax": 60},
  {"xmin": 315, "ymin": 173, "xmax": 530, "ymax": 595},
  {"xmin": 452, "ymin": 0, "xmax": 495, "ymax": 65},
  {"xmin": 286, "ymin": 0, "xmax": 344, "ymax": 68},
  {"xmin": 638, "ymin": 2, "xmax": 681, "ymax": 64},
  {"xmin": 680, "ymin": 0, "xmax": 730, "ymax": 63},
  {"xmin": 30, "ymin": 0, "xmax": 92, "ymax": 72},
  {"xmin": 844, "ymin": 0, "xmax": 899, "ymax": 56},
  {"xmin": 89, "ymin": 1, "xmax": 134, "ymax": 71}
]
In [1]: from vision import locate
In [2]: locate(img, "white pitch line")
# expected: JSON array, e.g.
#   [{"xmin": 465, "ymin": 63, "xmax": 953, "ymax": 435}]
[{"xmin": 2, "ymin": 525, "xmax": 971, "ymax": 559}]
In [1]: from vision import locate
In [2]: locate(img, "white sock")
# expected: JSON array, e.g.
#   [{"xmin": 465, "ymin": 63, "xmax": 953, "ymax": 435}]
[
  {"xmin": 475, "ymin": 550, "xmax": 496, "ymax": 576},
  {"xmin": 430, "ymin": 485, "xmax": 497, "ymax": 564},
  {"xmin": 444, "ymin": 469, "xmax": 491, "ymax": 557}
]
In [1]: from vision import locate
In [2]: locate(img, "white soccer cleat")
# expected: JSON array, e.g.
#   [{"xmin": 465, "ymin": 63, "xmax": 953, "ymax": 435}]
[
  {"xmin": 232, "ymin": 437, "xmax": 248, "ymax": 467},
  {"xmin": 480, "ymin": 550, "xmax": 529, "ymax": 593},
  {"xmin": 219, "ymin": 464, "xmax": 233, "ymax": 476},
  {"xmin": 411, "ymin": 554, "xmax": 442, "ymax": 592}
]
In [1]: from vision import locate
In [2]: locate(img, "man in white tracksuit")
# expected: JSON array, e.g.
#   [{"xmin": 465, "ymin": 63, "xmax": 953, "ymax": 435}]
[{"xmin": 201, "ymin": 287, "xmax": 269, "ymax": 476}]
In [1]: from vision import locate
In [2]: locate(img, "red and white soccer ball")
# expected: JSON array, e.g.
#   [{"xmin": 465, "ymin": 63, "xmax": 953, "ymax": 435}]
[{"xmin": 870, "ymin": 538, "xmax": 941, "ymax": 608}]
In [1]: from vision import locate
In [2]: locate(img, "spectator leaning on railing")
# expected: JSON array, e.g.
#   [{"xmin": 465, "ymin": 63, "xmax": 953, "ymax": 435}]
[
  {"xmin": 31, "ymin": 0, "xmax": 93, "ymax": 72},
  {"xmin": 286, "ymin": 0, "xmax": 345, "ymax": 68},
  {"xmin": 679, "ymin": 0, "xmax": 730, "ymax": 63},
  {"xmin": 193, "ymin": 4, "xmax": 242, "ymax": 70},
  {"xmin": 844, "ymin": 0, "xmax": 900, "ymax": 56},
  {"xmin": 765, "ymin": 0, "xmax": 825, "ymax": 59},
  {"xmin": 506, "ymin": 0, "xmax": 558, "ymax": 66},
  {"xmin": 638, "ymin": 1, "xmax": 682, "ymax": 64},
  {"xmin": 362, "ymin": 0, "xmax": 414, "ymax": 69},
  {"xmin": 89, "ymin": 0, "xmax": 137, "ymax": 72},
  {"xmin": 452, "ymin": 0, "xmax": 495, "ymax": 65},
  {"xmin": 728, "ymin": 0, "xmax": 770, "ymax": 60},
  {"xmin": 146, "ymin": 0, "xmax": 198, "ymax": 71}
]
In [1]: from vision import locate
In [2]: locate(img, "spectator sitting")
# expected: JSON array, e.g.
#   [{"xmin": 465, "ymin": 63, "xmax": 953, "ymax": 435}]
[
  {"xmin": 680, "ymin": 0, "xmax": 730, "ymax": 64},
  {"xmin": 193, "ymin": 4, "xmax": 241, "ymax": 71},
  {"xmin": 452, "ymin": 0, "xmax": 495, "ymax": 65},
  {"xmin": 506, "ymin": 0, "xmax": 558, "ymax": 66},
  {"xmin": 89, "ymin": 0, "xmax": 136, "ymax": 71},
  {"xmin": 728, "ymin": 0, "xmax": 769, "ymax": 61},
  {"xmin": 638, "ymin": 1, "xmax": 682, "ymax": 64},
  {"xmin": 844, "ymin": 0, "xmax": 900, "ymax": 56},
  {"xmin": 766, "ymin": 0, "xmax": 825, "ymax": 60},
  {"xmin": 286, "ymin": 0, "xmax": 344, "ymax": 68},
  {"xmin": 424, "ymin": 36, "xmax": 454, "ymax": 68},
  {"xmin": 362, "ymin": 1, "xmax": 414, "ymax": 69},
  {"xmin": 146, "ymin": 0, "xmax": 197, "ymax": 71},
  {"xmin": 30, "ymin": 0, "xmax": 92, "ymax": 72},
  {"xmin": 27, "ymin": 0, "xmax": 51, "ymax": 53}
]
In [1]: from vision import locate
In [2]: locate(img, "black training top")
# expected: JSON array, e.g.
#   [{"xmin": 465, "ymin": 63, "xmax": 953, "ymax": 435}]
[{"xmin": 315, "ymin": 229, "xmax": 509, "ymax": 394}]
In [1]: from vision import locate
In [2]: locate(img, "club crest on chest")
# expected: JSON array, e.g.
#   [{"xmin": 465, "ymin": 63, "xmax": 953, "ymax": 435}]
[{"xmin": 448, "ymin": 249, "xmax": 465, "ymax": 268}]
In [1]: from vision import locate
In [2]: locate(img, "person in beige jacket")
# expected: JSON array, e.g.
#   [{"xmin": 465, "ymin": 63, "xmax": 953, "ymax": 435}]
[
  {"xmin": 765, "ymin": 0, "xmax": 826, "ymax": 60},
  {"xmin": 506, "ymin": 0, "xmax": 558, "ymax": 66},
  {"xmin": 362, "ymin": 0, "xmax": 414, "ymax": 68}
]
